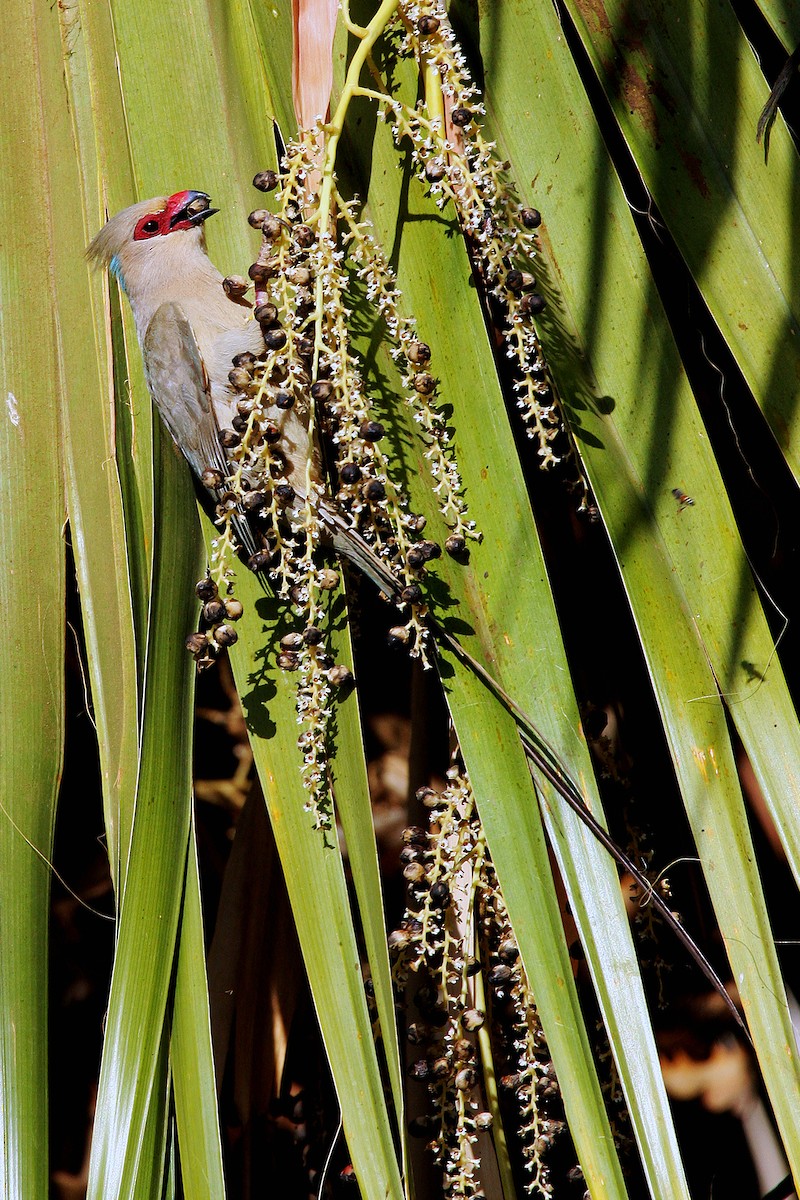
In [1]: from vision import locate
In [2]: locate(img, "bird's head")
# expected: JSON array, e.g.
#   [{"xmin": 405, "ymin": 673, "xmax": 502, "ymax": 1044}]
[{"xmin": 87, "ymin": 190, "xmax": 219, "ymax": 284}]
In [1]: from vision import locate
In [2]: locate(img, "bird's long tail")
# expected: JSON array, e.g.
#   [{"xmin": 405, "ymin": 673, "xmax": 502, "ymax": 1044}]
[
  {"xmin": 317, "ymin": 500, "xmax": 400, "ymax": 597},
  {"xmin": 312, "ymin": 502, "xmax": 750, "ymax": 1041}
]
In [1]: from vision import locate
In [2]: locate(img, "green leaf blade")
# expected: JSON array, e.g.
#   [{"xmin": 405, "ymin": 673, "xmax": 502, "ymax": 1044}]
[
  {"xmin": 0, "ymin": 2, "xmax": 68, "ymax": 1195},
  {"xmin": 87, "ymin": 431, "xmax": 203, "ymax": 1199},
  {"xmin": 172, "ymin": 819, "xmax": 226, "ymax": 1200}
]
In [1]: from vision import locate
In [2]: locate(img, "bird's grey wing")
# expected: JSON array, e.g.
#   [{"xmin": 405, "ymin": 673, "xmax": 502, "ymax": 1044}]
[
  {"xmin": 144, "ymin": 304, "xmax": 402, "ymax": 586},
  {"xmin": 143, "ymin": 302, "xmax": 258, "ymax": 558},
  {"xmin": 142, "ymin": 301, "xmax": 230, "ymax": 483}
]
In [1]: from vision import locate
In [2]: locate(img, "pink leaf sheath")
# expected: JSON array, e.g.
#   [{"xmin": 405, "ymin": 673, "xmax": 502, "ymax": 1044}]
[{"xmin": 292, "ymin": 0, "xmax": 339, "ymax": 133}]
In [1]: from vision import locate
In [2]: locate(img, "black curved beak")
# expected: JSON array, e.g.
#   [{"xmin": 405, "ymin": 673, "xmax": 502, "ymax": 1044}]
[
  {"xmin": 171, "ymin": 191, "xmax": 219, "ymax": 227},
  {"xmin": 189, "ymin": 205, "xmax": 219, "ymax": 225}
]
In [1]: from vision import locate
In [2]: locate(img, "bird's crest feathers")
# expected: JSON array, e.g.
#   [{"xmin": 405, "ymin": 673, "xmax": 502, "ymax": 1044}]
[{"xmin": 87, "ymin": 197, "xmax": 170, "ymax": 267}]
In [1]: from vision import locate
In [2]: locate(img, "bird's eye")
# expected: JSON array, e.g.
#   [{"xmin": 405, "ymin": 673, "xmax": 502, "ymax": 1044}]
[{"xmin": 133, "ymin": 214, "xmax": 164, "ymax": 241}]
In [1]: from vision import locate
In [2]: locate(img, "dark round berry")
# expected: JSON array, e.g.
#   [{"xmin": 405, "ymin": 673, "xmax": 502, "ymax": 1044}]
[
  {"xmin": 407, "ymin": 340, "xmax": 431, "ymax": 365},
  {"xmin": 520, "ymin": 292, "xmax": 546, "ymax": 316},
  {"xmin": 404, "ymin": 862, "xmax": 426, "ymax": 883},
  {"xmin": 303, "ymin": 625, "xmax": 324, "ymax": 646},
  {"xmin": 249, "ymin": 551, "xmax": 272, "ymax": 574},
  {"xmin": 406, "ymin": 548, "xmax": 426, "ymax": 569},
  {"xmin": 248, "ymin": 209, "xmax": 270, "ymax": 228},
  {"xmin": 293, "ymin": 224, "xmax": 315, "ymax": 248},
  {"xmin": 450, "ymin": 107, "xmax": 472, "ymax": 127},
  {"xmin": 419, "ymin": 540, "xmax": 441, "ymax": 560},
  {"xmin": 215, "ymin": 624, "xmax": 238, "ymax": 647},
  {"xmin": 253, "ymin": 170, "xmax": 279, "ymax": 192},
  {"xmin": 232, "ymin": 351, "xmax": 257, "ymax": 370},
  {"xmin": 219, "ymin": 429, "xmax": 241, "ymax": 449},
  {"xmin": 363, "ymin": 479, "xmax": 386, "ymax": 502},
  {"xmin": 274, "ymin": 483, "xmax": 295, "ymax": 504},
  {"xmin": 402, "ymin": 826, "xmax": 427, "ymax": 846},
  {"xmin": 418, "ymin": 15, "xmax": 440, "ymax": 34},
  {"xmin": 388, "ymin": 928, "xmax": 412, "ymax": 952},
  {"xmin": 489, "ymin": 964, "xmax": 512, "ymax": 988},
  {"xmin": 261, "ymin": 214, "xmax": 283, "ymax": 241},
  {"xmin": 275, "ymin": 391, "xmax": 294, "ymax": 409},
  {"xmin": 248, "ymin": 262, "xmax": 271, "ymax": 284},
  {"xmin": 413, "ymin": 372, "xmax": 435, "ymax": 395},
  {"xmin": 241, "ymin": 489, "xmax": 269, "ymax": 511},
  {"xmin": 498, "ymin": 939, "xmax": 519, "ymax": 964},
  {"xmin": 360, "ymin": 420, "xmax": 385, "ymax": 442},
  {"xmin": 195, "ymin": 577, "xmax": 218, "ymax": 602},
  {"xmin": 223, "ymin": 276, "xmax": 249, "ymax": 298},
  {"xmin": 254, "ymin": 302, "xmax": 278, "ymax": 325},
  {"xmin": 520, "ymin": 206, "xmax": 542, "ymax": 229},
  {"xmin": 318, "ymin": 569, "xmax": 340, "ymax": 590},
  {"xmin": 311, "ymin": 380, "xmax": 333, "ymax": 401},
  {"xmin": 263, "ymin": 328, "xmax": 287, "ymax": 350},
  {"xmin": 231, "ymin": 414, "xmax": 249, "ymax": 433},
  {"xmin": 340, "ymin": 462, "xmax": 361, "ymax": 484},
  {"xmin": 431, "ymin": 1057, "xmax": 450, "ymax": 1079},
  {"xmin": 185, "ymin": 631, "xmax": 209, "ymax": 655},
  {"xmin": 400, "ymin": 583, "xmax": 423, "ymax": 605},
  {"xmin": 429, "ymin": 881, "xmax": 450, "ymax": 909},
  {"xmin": 445, "ymin": 533, "xmax": 466, "ymax": 556}
]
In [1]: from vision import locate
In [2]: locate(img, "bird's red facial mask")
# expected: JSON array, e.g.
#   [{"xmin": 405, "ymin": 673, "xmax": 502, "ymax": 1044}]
[{"xmin": 133, "ymin": 190, "xmax": 219, "ymax": 241}]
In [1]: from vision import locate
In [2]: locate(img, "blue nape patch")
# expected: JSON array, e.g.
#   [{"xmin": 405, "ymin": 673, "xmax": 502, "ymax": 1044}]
[{"xmin": 109, "ymin": 255, "xmax": 127, "ymax": 294}]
